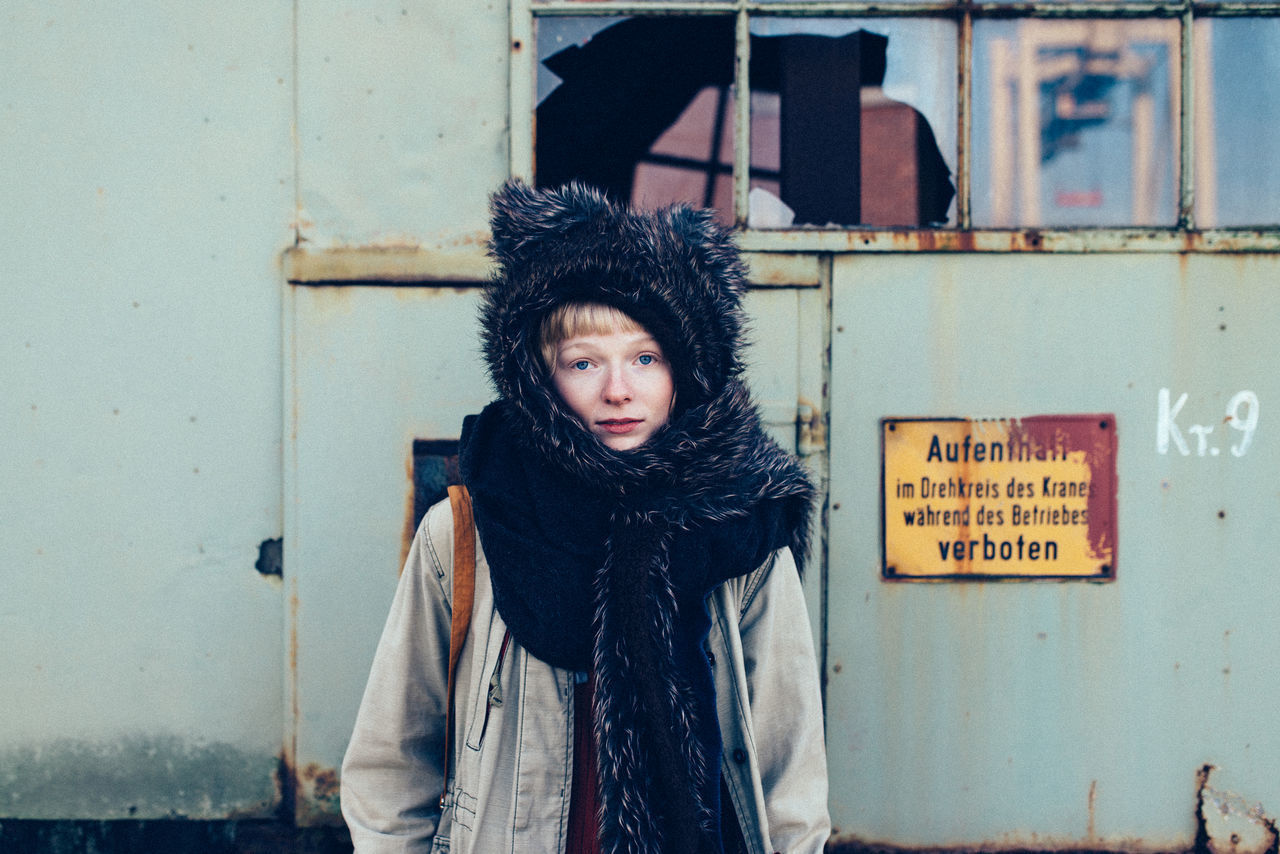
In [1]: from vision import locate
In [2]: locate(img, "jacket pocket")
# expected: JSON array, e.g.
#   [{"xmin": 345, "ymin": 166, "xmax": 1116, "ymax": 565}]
[{"xmin": 464, "ymin": 628, "xmax": 512, "ymax": 750}]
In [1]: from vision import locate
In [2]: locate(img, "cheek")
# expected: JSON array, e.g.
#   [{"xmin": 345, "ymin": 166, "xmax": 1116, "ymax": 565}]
[
  {"xmin": 650, "ymin": 372, "xmax": 676, "ymax": 420},
  {"xmin": 552, "ymin": 373, "xmax": 596, "ymax": 422}
]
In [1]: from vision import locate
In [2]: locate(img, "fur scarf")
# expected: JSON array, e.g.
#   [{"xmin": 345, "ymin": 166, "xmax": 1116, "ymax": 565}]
[{"xmin": 461, "ymin": 180, "xmax": 814, "ymax": 854}]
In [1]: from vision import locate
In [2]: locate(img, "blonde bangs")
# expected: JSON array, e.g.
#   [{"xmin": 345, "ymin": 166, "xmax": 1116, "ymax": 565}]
[{"xmin": 539, "ymin": 302, "xmax": 643, "ymax": 371}]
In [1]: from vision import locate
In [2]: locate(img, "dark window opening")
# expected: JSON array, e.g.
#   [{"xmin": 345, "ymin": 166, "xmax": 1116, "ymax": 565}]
[
  {"xmin": 535, "ymin": 17, "xmax": 954, "ymax": 228},
  {"xmin": 412, "ymin": 439, "xmax": 461, "ymax": 532}
]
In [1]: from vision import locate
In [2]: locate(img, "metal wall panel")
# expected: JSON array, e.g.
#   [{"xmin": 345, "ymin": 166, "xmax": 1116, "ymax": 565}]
[
  {"xmin": 286, "ymin": 285, "xmax": 492, "ymax": 822},
  {"xmin": 826, "ymin": 252, "xmax": 1280, "ymax": 850},
  {"xmin": 295, "ymin": 1, "xmax": 510, "ymax": 249},
  {"xmin": 0, "ymin": 2, "xmax": 294, "ymax": 819}
]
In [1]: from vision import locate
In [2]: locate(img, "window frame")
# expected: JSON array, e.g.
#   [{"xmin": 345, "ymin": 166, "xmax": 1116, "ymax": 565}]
[{"xmin": 512, "ymin": 0, "xmax": 1280, "ymax": 252}]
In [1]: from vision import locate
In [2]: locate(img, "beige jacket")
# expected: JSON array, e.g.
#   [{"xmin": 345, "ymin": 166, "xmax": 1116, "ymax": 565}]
[{"xmin": 341, "ymin": 498, "xmax": 830, "ymax": 853}]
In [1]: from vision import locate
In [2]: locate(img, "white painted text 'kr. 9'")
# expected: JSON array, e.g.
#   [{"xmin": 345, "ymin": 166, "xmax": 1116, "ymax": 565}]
[{"xmin": 1157, "ymin": 389, "xmax": 1259, "ymax": 457}]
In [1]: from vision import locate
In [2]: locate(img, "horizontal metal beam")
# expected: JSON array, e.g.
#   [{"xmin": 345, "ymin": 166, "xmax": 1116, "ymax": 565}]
[
  {"xmin": 283, "ymin": 246, "xmax": 822, "ymax": 286},
  {"xmin": 528, "ymin": 0, "xmax": 1280, "ymax": 15},
  {"xmin": 284, "ymin": 228, "xmax": 1280, "ymax": 286},
  {"xmin": 736, "ymin": 227, "xmax": 1280, "ymax": 252}
]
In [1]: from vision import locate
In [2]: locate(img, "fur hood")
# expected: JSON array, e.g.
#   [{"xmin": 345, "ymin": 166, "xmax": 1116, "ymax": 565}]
[
  {"xmin": 468, "ymin": 180, "xmax": 814, "ymax": 854},
  {"xmin": 482, "ymin": 180, "xmax": 812, "ymax": 555}
]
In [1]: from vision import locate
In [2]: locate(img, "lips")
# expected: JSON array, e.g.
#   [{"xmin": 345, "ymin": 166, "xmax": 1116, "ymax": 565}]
[{"xmin": 598, "ymin": 418, "xmax": 642, "ymax": 434}]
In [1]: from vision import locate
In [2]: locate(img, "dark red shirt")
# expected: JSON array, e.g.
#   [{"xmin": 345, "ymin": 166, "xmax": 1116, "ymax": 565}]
[{"xmin": 565, "ymin": 672, "xmax": 601, "ymax": 854}]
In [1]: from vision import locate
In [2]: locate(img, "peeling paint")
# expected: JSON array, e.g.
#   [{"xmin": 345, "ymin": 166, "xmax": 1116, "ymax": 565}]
[
  {"xmin": 255, "ymin": 537, "xmax": 283, "ymax": 578},
  {"xmin": 299, "ymin": 763, "xmax": 340, "ymax": 823},
  {"xmin": 1198, "ymin": 766, "xmax": 1279, "ymax": 854},
  {"xmin": 276, "ymin": 754, "xmax": 343, "ymax": 828},
  {"xmin": 0, "ymin": 736, "xmax": 278, "ymax": 821}
]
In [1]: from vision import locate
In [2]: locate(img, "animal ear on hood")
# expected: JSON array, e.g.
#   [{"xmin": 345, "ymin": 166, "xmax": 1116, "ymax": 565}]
[
  {"xmin": 488, "ymin": 180, "xmax": 613, "ymax": 269},
  {"xmin": 483, "ymin": 180, "xmax": 750, "ymax": 411}
]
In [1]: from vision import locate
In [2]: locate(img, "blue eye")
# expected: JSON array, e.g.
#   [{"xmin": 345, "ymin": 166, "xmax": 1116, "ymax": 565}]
[
  {"xmin": 637, "ymin": 354, "xmax": 655, "ymax": 365},
  {"xmin": 572, "ymin": 360, "xmax": 591, "ymax": 371}
]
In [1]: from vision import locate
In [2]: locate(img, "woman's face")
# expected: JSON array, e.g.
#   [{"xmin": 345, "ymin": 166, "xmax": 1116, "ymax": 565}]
[{"xmin": 551, "ymin": 326, "xmax": 675, "ymax": 452}]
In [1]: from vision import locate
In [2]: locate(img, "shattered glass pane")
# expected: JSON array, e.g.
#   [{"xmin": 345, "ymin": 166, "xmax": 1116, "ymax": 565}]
[
  {"xmin": 535, "ymin": 15, "xmax": 956, "ymax": 229},
  {"xmin": 1194, "ymin": 18, "xmax": 1280, "ymax": 227},
  {"xmin": 748, "ymin": 18, "xmax": 957, "ymax": 228},
  {"xmin": 972, "ymin": 19, "xmax": 1180, "ymax": 227},
  {"xmin": 535, "ymin": 16, "xmax": 738, "ymax": 224}
]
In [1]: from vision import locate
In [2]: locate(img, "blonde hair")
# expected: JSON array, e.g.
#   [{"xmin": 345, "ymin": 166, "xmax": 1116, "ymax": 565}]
[{"xmin": 539, "ymin": 302, "xmax": 644, "ymax": 372}]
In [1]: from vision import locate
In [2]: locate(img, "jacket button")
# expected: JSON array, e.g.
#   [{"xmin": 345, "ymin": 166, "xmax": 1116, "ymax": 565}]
[
  {"xmin": 732, "ymin": 748, "xmax": 747, "ymax": 764},
  {"xmin": 705, "ymin": 650, "xmax": 716, "ymax": 667}
]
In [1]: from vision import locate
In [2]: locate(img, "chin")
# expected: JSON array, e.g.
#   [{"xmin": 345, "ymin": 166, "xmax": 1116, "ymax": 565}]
[{"xmin": 599, "ymin": 433, "xmax": 648, "ymax": 452}]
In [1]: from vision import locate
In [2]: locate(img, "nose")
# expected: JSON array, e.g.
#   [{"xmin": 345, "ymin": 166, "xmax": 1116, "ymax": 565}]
[{"xmin": 602, "ymin": 366, "xmax": 632, "ymax": 404}]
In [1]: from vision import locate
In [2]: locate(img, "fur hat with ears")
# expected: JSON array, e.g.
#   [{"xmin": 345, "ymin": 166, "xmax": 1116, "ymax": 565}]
[
  {"xmin": 466, "ymin": 180, "xmax": 814, "ymax": 854},
  {"xmin": 483, "ymin": 178, "xmax": 749, "ymax": 418}
]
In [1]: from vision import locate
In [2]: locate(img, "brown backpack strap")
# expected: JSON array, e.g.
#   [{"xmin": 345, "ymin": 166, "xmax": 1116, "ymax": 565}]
[{"xmin": 440, "ymin": 484, "xmax": 475, "ymax": 809}]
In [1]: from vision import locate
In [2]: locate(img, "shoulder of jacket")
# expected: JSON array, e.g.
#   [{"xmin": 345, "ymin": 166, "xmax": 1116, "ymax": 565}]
[
  {"xmin": 416, "ymin": 496, "xmax": 458, "ymax": 599},
  {"xmin": 721, "ymin": 547, "xmax": 793, "ymax": 620}
]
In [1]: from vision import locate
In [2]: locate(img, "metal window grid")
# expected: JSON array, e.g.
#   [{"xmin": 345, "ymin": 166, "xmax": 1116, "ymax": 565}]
[{"xmin": 511, "ymin": 0, "xmax": 1280, "ymax": 252}]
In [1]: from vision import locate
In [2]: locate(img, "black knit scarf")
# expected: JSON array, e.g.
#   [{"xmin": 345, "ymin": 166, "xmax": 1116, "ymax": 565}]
[{"xmin": 459, "ymin": 399, "xmax": 807, "ymax": 854}]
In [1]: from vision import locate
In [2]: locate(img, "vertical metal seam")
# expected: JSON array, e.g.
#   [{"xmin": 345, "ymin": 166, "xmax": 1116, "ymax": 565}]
[
  {"xmin": 817, "ymin": 252, "xmax": 834, "ymax": 709},
  {"xmin": 281, "ymin": 247, "xmax": 299, "ymax": 822},
  {"xmin": 285, "ymin": 0, "xmax": 301, "ymax": 821},
  {"xmin": 958, "ymin": 7, "xmax": 974, "ymax": 229},
  {"xmin": 1179, "ymin": 0, "xmax": 1196, "ymax": 228},
  {"xmin": 510, "ymin": 0, "xmax": 535, "ymax": 182},
  {"xmin": 291, "ymin": 0, "xmax": 301, "ymax": 248},
  {"xmin": 735, "ymin": 2, "xmax": 752, "ymax": 227}
]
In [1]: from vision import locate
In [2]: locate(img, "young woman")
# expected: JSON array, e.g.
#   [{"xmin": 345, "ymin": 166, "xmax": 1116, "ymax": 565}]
[{"xmin": 341, "ymin": 181, "xmax": 829, "ymax": 854}]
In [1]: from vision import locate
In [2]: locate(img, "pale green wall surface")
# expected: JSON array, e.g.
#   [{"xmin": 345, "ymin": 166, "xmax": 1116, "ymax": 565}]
[
  {"xmin": 1, "ymin": 2, "xmax": 294, "ymax": 818},
  {"xmin": 827, "ymin": 253, "xmax": 1280, "ymax": 850},
  {"xmin": 4, "ymin": 1, "xmax": 1279, "ymax": 845},
  {"xmin": 294, "ymin": 1, "xmax": 509, "ymax": 248}
]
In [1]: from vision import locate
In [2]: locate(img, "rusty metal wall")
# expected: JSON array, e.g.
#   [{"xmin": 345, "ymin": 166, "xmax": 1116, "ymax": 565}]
[
  {"xmin": 1, "ymin": 2, "xmax": 294, "ymax": 820},
  {"xmin": 285, "ymin": 1, "xmax": 514, "ymax": 823},
  {"xmin": 826, "ymin": 252, "xmax": 1280, "ymax": 852},
  {"xmin": 7, "ymin": 2, "xmax": 1279, "ymax": 850}
]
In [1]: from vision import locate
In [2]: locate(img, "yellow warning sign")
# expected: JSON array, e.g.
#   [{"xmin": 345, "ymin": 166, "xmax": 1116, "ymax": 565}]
[{"xmin": 881, "ymin": 416, "xmax": 1117, "ymax": 580}]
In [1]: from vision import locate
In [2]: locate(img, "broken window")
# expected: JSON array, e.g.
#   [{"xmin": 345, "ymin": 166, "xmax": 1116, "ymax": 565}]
[
  {"xmin": 748, "ymin": 19, "xmax": 956, "ymax": 228},
  {"xmin": 535, "ymin": 16, "xmax": 956, "ymax": 228},
  {"xmin": 1194, "ymin": 18, "xmax": 1280, "ymax": 227},
  {"xmin": 536, "ymin": 16, "xmax": 737, "ymax": 223},
  {"xmin": 528, "ymin": 4, "xmax": 1278, "ymax": 234},
  {"xmin": 972, "ymin": 20, "xmax": 1180, "ymax": 227}
]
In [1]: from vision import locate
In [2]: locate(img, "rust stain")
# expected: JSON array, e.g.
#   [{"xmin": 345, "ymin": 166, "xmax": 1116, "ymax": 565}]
[
  {"xmin": 277, "ymin": 752, "xmax": 347, "ymax": 828},
  {"xmin": 1006, "ymin": 414, "xmax": 1118, "ymax": 576},
  {"xmin": 1089, "ymin": 779, "xmax": 1099, "ymax": 842},
  {"xmin": 402, "ymin": 446, "xmax": 418, "ymax": 575},
  {"xmin": 289, "ymin": 584, "xmax": 299, "ymax": 675},
  {"xmin": 289, "ymin": 577, "xmax": 300, "ymax": 779},
  {"xmin": 1196, "ymin": 764, "xmax": 1215, "ymax": 854},
  {"xmin": 302, "ymin": 763, "xmax": 340, "ymax": 802},
  {"xmin": 276, "ymin": 751, "xmax": 297, "ymax": 823},
  {"xmin": 292, "ymin": 762, "xmax": 344, "ymax": 827},
  {"xmin": 1013, "ymin": 228, "xmax": 1044, "ymax": 251}
]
